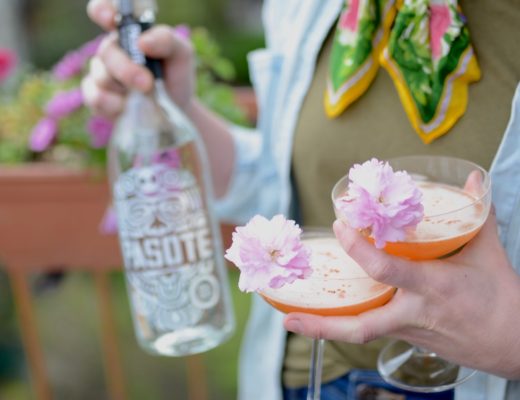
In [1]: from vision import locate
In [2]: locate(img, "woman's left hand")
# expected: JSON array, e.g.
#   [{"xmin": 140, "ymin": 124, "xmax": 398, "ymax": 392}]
[{"xmin": 283, "ymin": 212, "xmax": 520, "ymax": 379}]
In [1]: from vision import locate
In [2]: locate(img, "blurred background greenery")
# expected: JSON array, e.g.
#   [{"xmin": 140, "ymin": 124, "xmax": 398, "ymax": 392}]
[
  {"xmin": 6, "ymin": 0, "xmax": 264, "ymax": 84},
  {"xmin": 0, "ymin": 0, "xmax": 262, "ymax": 398},
  {"xmin": 0, "ymin": 269, "xmax": 252, "ymax": 399}
]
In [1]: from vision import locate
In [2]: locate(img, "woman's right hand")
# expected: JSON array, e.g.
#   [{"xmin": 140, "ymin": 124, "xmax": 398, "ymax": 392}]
[{"xmin": 82, "ymin": 0, "xmax": 196, "ymax": 119}]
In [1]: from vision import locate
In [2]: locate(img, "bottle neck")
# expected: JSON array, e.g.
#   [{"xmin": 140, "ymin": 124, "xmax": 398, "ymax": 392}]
[{"xmin": 117, "ymin": 10, "xmax": 163, "ymax": 79}]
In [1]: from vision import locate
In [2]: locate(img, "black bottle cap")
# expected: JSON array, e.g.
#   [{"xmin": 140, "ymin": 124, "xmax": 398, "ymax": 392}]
[
  {"xmin": 117, "ymin": 11, "xmax": 164, "ymax": 79},
  {"xmin": 140, "ymin": 21, "xmax": 163, "ymax": 80}
]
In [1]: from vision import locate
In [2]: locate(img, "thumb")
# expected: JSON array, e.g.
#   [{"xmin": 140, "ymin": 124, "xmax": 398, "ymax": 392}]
[
  {"xmin": 283, "ymin": 299, "xmax": 406, "ymax": 343},
  {"xmin": 453, "ymin": 207, "xmax": 505, "ymax": 263},
  {"xmin": 87, "ymin": 0, "xmax": 117, "ymax": 31},
  {"xmin": 333, "ymin": 220, "xmax": 427, "ymax": 291},
  {"xmin": 139, "ymin": 25, "xmax": 193, "ymax": 61}
]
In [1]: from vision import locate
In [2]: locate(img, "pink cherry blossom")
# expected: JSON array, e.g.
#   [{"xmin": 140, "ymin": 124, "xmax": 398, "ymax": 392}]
[
  {"xmin": 225, "ymin": 214, "xmax": 312, "ymax": 292},
  {"xmin": 335, "ymin": 158, "xmax": 424, "ymax": 249}
]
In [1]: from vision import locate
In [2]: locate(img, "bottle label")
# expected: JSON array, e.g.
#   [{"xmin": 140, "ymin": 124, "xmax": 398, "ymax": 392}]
[{"xmin": 114, "ymin": 160, "xmax": 221, "ymax": 332}]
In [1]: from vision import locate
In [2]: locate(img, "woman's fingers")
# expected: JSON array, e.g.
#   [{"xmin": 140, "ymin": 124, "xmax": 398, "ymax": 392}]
[
  {"xmin": 97, "ymin": 34, "xmax": 153, "ymax": 92},
  {"xmin": 283, "ymin": 298, "xmax": 408, "ymax": 343},
  {"xmin": 83, "ymin": 3, "xmax": 197, "ymax": 116},
  {"xmin": 89, "ymin": 57, "xmax": 127, "ymax": 95},
  {"xmin": 332, "ymin": 220, "xmax": 427, "ymax": 291},
  {"xmin": 139, "ymin": 25, "xmax": 193, "ymax": 61},
  {"xmin": 451, "ymin": 209, "xmax": 505, "ymax": 269},
  {"xmin": 464, "ymin": 169, "xmax": 484, "ymax": 196},
  {"xmin": 87, "ymin": 0, "xmax": 117, "ymax": 31},
  {"xmin": 81, "ymin": 73, "xmax": 125, "ymax": 119}
]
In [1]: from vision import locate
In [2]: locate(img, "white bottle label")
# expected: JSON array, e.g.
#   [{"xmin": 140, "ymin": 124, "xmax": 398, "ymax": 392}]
[{"xmin": 114, "ymin": 162, "xmax": 220, "ymax": 333}]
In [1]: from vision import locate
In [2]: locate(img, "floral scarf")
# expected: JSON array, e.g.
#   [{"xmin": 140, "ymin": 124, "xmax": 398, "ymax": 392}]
[{"xmin": 325, "ymin": 0, "xmax": 480, "ymax": 144}]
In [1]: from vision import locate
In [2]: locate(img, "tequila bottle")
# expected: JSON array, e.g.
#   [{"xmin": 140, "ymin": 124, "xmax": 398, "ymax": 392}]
[{"xmin": 109, "ymin": 0, "xmax": 235, "ymax": 356}]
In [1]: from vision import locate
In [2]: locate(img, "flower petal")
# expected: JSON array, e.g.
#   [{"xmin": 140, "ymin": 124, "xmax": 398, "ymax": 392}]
[
  {"xmin": 336, "ymin": 159, "xmax": 424, "ymax": 248},
  {"xmin": 29, "ymin": 118, "xmax": 58, "ymax": 152},
  {"xmin": 225, "ymin": 214, "xmax": 312, "ymax": 292}
]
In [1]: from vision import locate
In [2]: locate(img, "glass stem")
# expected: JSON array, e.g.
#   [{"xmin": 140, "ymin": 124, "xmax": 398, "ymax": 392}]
[
  {"xmin": 415, "ymin": 346, "xmax": 437, "ymax": 356},
  {"xmin": 307, "ymin": 338, "xmax": 325, "ymax": 400}
]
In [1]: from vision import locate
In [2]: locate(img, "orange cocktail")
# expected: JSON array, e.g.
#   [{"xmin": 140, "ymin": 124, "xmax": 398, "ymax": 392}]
[
  {"xmin": 260, "ymin": 234, "xmax": 395, "ymax": 316},
  {"xmin": 331, "ymin": 155, "xmax": 492, "ymax": 392},
  {"xmin": 332, "ymin": 157, "xmax": 492, "ymax": 261},
  {"xmin": 369, "ymin": 181, "xmax": 487, "ymax": 260}
]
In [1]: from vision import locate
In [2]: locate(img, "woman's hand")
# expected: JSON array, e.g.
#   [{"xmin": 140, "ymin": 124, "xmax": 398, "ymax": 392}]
[
  {"xmin": 82, "ymin": 0, "xmax": 196, "ymax": 119},
  {"xmin": 283, "ymin": 212, "xmax": 520, "ymax": 379},
  {"xmin": 82, "ymin": 0, "xmax": 236, "ymax": 198}
]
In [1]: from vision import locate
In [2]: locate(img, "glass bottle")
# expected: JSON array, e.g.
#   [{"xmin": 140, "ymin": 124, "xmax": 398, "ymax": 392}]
[{"xmin": 109, "ymin": 0, "xmax": 235, "ymax": 356}]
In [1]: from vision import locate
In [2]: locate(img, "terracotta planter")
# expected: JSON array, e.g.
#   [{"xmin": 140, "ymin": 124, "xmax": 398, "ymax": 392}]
[
  {"xmin": 0, "ymin": 87, "xmax": 254, "ymax": 399},
  {"xmin": 0, "ymin": 163, "xmax": 238, "ymax": 400},
  {"xmin": 0, "ymin": 164, "xmax": 120, "ymax": 272},
  {"xmin": 0, "ymin": 163, "xmax": 236, "ymax": 272}
]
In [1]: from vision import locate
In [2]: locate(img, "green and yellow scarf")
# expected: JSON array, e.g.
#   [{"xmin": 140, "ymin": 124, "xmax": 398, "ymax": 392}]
[{"xmin": 325, "ymin": 0, "xmax": 480, "ymax": 143}]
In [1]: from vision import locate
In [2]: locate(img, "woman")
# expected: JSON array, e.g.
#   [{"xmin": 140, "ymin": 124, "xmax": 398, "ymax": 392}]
[{"xmin": 83, "ymin": 0, "xmax": 520, "ymax": 399}]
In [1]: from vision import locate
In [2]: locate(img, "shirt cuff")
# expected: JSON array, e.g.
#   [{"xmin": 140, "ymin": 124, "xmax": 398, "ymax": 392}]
[{"xmin": 213, "ymin": 123, "xmax": 262, "ymax": 224}]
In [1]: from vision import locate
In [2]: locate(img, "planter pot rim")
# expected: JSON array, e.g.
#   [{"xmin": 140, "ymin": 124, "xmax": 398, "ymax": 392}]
[{"xmin": 0, "ymin": 163, "xmax": 105, "ymax": 183}]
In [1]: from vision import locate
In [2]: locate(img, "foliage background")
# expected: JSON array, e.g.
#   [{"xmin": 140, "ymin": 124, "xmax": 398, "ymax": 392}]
[
  {"xmin": 0, "ymin": 27, "xmax": 253, "ymax": 167},
  {"xmin": 25, "ymin": 0, "xmax": 264, "ymax": 84},
  {"xmin": 0, "ymin": 0, "xmax": 263, "ymax": 398}
]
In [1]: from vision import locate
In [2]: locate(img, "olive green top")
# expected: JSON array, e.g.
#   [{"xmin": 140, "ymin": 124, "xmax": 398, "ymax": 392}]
[{"xmin": 284, "ymin": 0, "xmax": 520, "ymax": 388}]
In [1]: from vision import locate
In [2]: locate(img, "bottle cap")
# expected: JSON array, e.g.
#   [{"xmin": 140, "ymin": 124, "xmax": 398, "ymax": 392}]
[
  {"xmin": 117, "ymin": 0, "xmax": 134, "ymax": 16},
  {"xmin": 116, "ymin": 0, "xmax": 163, "ymax": 79},
  {"xmin": 134, "ymin": 0, "xmax": 157, "ymax": 18},
  {"xmin": 115, "ymin": 0, "xmax": 157, "ymax": 18}
]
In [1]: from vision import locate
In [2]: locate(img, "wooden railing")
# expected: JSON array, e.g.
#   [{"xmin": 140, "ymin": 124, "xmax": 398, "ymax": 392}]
[
  {"xmin": 0, "ymin": 88, "xmax": 254, "ymax": 399},
  {"xmin": 0, "ymin": 164, "xmax": 235, "ymax": 400}
]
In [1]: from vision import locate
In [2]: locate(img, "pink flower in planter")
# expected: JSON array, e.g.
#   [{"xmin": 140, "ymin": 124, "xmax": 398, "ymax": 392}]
[
  {"xmin": 172, "ymin": 24, "xmax": 191, "ymax": 41},
  {"xmin": 52, "ymin": 35, "xmax": 104, "ymax": 80},
  {"xmin": 52, "ymin": 52, "xmax": 84, "ymax": 81},
  {"xmin": 29, "ymin": 118, "xmax": 58, "ymax": 152},
  {"xmin": 225, "ymin": 214, "xmax": 312, "ymax": 292},
  {"xmin": 334, "ymin": 158, "xmax": 424, "ymax": 249},
  {"xmin": 86, "ymin": 115, "xmax": 114, "ymax": 148},
  {"xmin": 99, "ymin": 206, "xmax": 118, "ymax": 235},
  {"xmin": 0, "ymin": 48, "xmax": 17, "ymax": 83},
  {"xmin": 45, "ymin": 88, "xmax": 84, "ymax": 119},
  {"xmin": 78, "ymin": 35, "xmax": 104, "ymax": 59}
]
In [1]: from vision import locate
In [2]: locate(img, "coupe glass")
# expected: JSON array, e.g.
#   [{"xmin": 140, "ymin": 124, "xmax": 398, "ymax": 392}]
[
  {"xmin": 331, "ymin": 155, "xmax": 492, "ymax": 392},
  {"xmin": 259, "ymin": 229, "xmax": 395, "ymax": 400}
]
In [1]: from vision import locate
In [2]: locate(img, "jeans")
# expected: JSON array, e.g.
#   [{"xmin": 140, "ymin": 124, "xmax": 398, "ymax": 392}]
[{"xmin": 283, "ymin": 370, "xmax": 455, "ymax": 400}]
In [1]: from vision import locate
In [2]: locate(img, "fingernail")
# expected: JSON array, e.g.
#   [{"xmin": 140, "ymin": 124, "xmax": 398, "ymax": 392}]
[
  {"xmin": 285, "ymin": 319, "xmax": 303, "ymax": 334},
  {"xmin": 333, "ymin": 219, "xmax": 347, "ymax": 234},
  {"xmin": 140, "ymin": 35, "xmax": 153, "ymax": 48},
  {"xmin": 100, "ymin": 9, "xmax": 114, "ymax": 25},
  {"xmin": 133, "ymin": 73, "xmax": 150, "ymax": 91}
]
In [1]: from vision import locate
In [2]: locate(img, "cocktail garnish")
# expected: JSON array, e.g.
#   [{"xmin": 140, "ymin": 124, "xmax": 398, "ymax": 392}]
[
  {"xmin": 225, "ymin": 214, "xmax": 312, "ymax": 292},
  {"xmin": 335, "ymin": 158, "xmax": 424, "ymax": 248}
]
